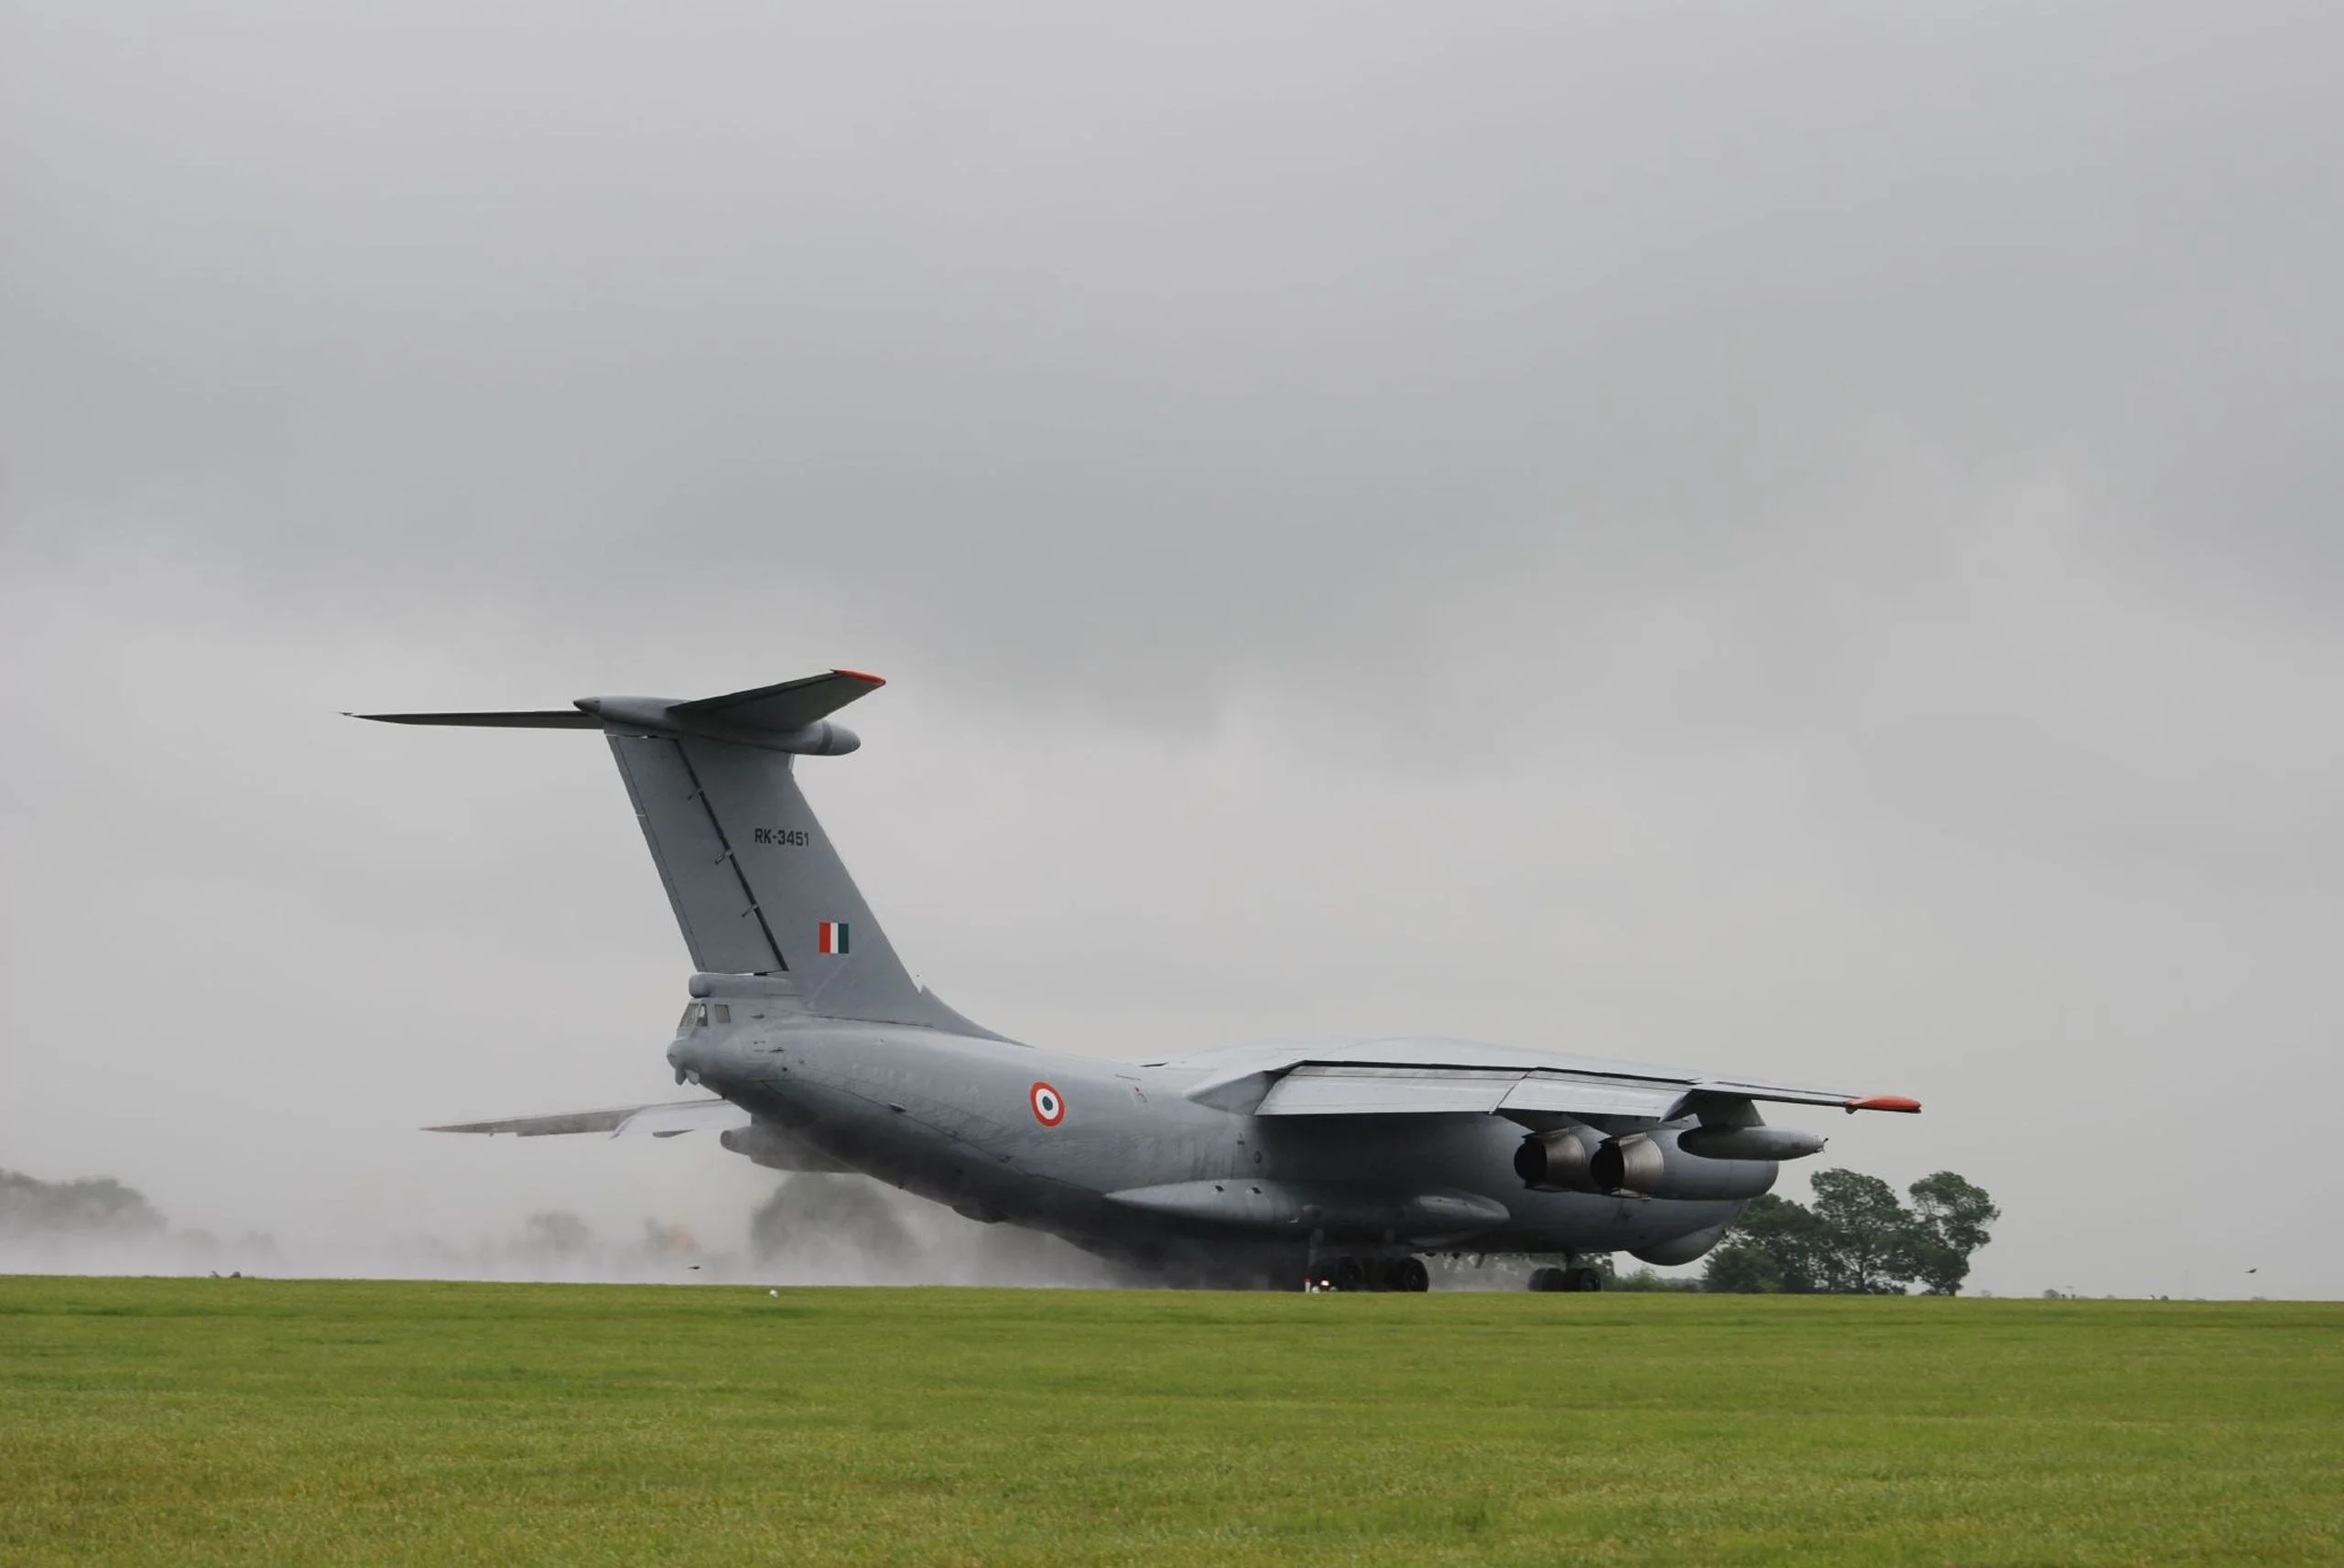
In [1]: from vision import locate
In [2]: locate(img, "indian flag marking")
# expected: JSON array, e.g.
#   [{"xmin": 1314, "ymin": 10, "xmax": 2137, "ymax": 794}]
[{"xmin": 818, "ymin": 920, "xmax": 850, "ymax": 955}]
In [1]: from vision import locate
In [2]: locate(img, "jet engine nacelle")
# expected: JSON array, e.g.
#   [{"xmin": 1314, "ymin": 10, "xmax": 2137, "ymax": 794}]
[
  {"xmin": 1513, "ymin": 1126, "xmax": 1609, "ymax": 1193},
  {"xmin": 1516, "ymin": 1126, "xmax": 1777, "ymax": 1201},
  {"xmin": 1605, "ymin": 1128, "xmax": 1777, "ymax": 1201},
  {"xmin": 1676, "ymin": 1123, "xmax": 1826, "ymax": 1162}
]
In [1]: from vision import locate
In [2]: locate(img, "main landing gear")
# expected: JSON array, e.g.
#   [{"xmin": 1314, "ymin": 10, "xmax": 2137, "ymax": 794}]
[
  {"xmin": 1527, "ymin": 1263, "xmax": 1605, "ymax": 1292},
  {"xmin": 1307, "ymin": 1255, "xmax": 1431, "ymax": 1292}
]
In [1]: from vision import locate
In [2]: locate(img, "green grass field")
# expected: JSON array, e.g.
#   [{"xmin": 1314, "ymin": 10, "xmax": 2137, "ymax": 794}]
[{"xmin": 2, "ymin": 1278, "xmax": 2337, "ymax": 1566}]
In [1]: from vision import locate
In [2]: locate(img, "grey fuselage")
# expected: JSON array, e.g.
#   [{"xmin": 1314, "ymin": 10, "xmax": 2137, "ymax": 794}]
[{"xmin": 669, "ymin": 997, "xmax": 1744, "ymax": 1281}]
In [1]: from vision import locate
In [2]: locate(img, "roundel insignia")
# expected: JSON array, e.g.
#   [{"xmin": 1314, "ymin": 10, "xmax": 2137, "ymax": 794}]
[{"xmin": 1029, "ymin": 1081, "xmax": 1066, "ymax": 1127}]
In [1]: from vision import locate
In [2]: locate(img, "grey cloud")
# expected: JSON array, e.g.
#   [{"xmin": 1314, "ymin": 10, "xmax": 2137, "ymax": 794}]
[{"xmin": 12, "ymin": 5, "xmax": 2339, "ymax": 665}]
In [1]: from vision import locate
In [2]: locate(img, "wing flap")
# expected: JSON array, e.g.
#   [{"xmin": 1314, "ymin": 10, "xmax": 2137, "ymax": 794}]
[
  {"xmin": 1178, "ymin": 1040, "xmax": 1906, "ymax": 1120},
  {"xmin": 1501, "ymin": 1072, "xmax": 1690, "ymax": 1119},
  {"xmin": 1251, "ymin": 1065, "xmax": 1697, "ymax": 1119},
  {"xmin": 1698, "ymin": 1080, "xmax": 1865, "ymax": 1109},
  {"xmin": 1255, "ymin": 1065, "xmax": 1522, "ymax": 1116}
]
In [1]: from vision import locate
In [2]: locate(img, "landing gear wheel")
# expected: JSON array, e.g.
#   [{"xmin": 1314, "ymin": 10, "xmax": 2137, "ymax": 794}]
[
  {"xmin": 1529, "ymin": 1264, "xmax": 1605, "ymax": 1292},
  {"xmin": 1330, "ymin": 1256, "xmax": 1367, "ymax": 1292},
  {"xmin": 1382, "ymin": 1257, "xmax": 1430, "ymax": 1293}
]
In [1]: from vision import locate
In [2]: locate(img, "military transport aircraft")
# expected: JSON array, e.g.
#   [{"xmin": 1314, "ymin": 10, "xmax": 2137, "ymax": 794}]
[{"xmin": 356, "ymin": 670, "xmax": 1918, "ymax": 1292}]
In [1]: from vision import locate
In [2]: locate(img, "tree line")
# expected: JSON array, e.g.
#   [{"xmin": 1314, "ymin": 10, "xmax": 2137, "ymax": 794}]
[
  {"xmin": 0, "ymin": 1169, "xmax": 165, "ymax": 1238},
  {"xmin": 1699, "ymin": 1169, "xmax": 1998, "ymax": 1294}
]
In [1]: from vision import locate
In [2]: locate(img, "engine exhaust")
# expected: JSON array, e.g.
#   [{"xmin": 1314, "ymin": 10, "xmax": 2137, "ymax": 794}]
[{"xmin": 1516, "ymin": 1126, "xmax": 1778, "ymax": 1201}]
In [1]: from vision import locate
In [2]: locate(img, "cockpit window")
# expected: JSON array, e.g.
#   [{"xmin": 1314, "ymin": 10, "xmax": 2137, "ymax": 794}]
[
  {"xmin": 711, "ymin": 1004, "xmax": 731, "ymax": 1025},
  {"xmin": 678, "ymin": 1004, "xmax": 696, "ymax": 1031}
]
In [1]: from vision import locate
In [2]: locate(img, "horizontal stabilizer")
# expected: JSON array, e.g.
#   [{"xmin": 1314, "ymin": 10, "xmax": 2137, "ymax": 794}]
[
  {"xmin": 427, "ymin": 1098, "xmax": 748, "ymax": 1138},
  {"xmin": 347, "ymin": 709, "xmax": 600, "ymax": 729},
  {"xmin": 672, "ymin": 669, "xmax": 885, "ymax": 731},
  {"xmin": 348, "ymin": 669, "xmax": 886, "ymax": 747}
]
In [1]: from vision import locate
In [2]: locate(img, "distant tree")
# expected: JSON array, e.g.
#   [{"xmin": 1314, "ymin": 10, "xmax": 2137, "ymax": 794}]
[
  {"xmin": 1904, "ymin": 1172, "xmax": 2000, "ymax": 1295},
  {"xmin": 1701, "ymin": 1236, "xmax": 1786, "ymax": 1293},
  {"xmin": 517, "ymin": 1211, "xmax": 595, "ymax": 1261},
  {"xmin": 1704, "ymin": 1169, "xmax": 1998, "ymax": 1295},
  {"xmin": 1602, "ymin": 1262, "xmax": 1705, "ymax": 1292},
  {"xmin": 1807, "ymin": 1170, "xmax": 1916, "ymax": 1294},
  {"xmin": 1706, "ymin": 1193, "xmax": 1829, "ymax": 1292},
  {"xmin": 0, "ymin": 1170, "xmax": 165, "ymax": 1237}
]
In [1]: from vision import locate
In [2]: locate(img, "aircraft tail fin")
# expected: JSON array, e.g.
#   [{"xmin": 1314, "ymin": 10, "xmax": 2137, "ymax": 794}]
[{"xmin": 353, "ymin": 670, "xmax": 1004, "ymax": 1038}]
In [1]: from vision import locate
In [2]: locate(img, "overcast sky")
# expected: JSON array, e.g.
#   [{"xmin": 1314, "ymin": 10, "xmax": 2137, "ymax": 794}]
[{"xmin": 4, "ymin": 1, "xmax": 2339, "ymax": 1295}]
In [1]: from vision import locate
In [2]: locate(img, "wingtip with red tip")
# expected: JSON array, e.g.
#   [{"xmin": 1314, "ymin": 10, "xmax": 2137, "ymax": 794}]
[
  {"xmin": 831, "ymin": 668, "xmax": 886, "ymax": 687},
  {"xmin": 1843, "ymin": 1094, "xmax": 1923, "ymax": 1115}
]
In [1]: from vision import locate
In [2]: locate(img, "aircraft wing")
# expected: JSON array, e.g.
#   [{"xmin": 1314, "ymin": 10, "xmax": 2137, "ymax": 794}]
[
  {"xmin": 1167, "ymin": 1040, "xmax": 1918, "ymax": 1121},
  {"xmin": 426, "ymin": 1098, "xmax": 751, "ymax": 1139}
]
